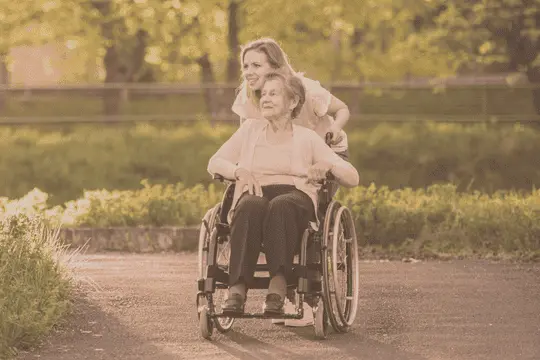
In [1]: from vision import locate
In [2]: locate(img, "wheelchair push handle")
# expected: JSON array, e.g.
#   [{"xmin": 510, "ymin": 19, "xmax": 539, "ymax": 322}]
[
  {"xmin": 321, "ymin": 132, "xmax": 335, "ymax": 183},
  {"xmin": 212, "ymin": 173, "xmax": 224, "ymax": 182}
]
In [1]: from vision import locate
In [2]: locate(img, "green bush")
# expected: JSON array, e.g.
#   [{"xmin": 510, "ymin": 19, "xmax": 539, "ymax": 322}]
[
  {"xmin": 4, "ymin": 183, "xmax": 540, "ymax": 259},
  {"xmin": 60, "ymin": 180, "xmax": 224, "ymax": 227},
  {"xmin": 341, "ymin": 184, "xmax": 540, "ymax": 259},
  {"xmin": 0, "ymin": 215, "xmax": 73, "ymax": 359},
  {"xmin": 1, "ymin": 121, "xmax": 540, "ymax": 205},
  {"xmin": 347, "ymin": 122, "xmax": 540, "ymax": 192}
]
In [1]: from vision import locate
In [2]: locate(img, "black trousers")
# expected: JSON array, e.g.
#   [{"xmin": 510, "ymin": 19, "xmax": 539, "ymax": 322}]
[{"xmin": 228, "ymin": 185, "xmax": 315, "ymax": 287}]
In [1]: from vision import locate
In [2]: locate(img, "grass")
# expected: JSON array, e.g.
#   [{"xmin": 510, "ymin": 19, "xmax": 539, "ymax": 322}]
[{"xmin": 0, "ymin": 215, "xmax": 74, "ymax": 359}]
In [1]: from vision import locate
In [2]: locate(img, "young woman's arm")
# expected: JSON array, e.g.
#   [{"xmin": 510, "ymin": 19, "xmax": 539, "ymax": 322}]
[
  {"xmin": 305, "ymin": 76, "xmax": 350, "ymax": 144},
  {"xmin": 327, "ymin": 95, "xmax": 350, "ymax": 134}
]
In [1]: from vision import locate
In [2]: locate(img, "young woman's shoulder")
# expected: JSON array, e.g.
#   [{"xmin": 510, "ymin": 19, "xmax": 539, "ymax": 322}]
[
  {"xmin": 295, "ymin": 74, "xmax": 332, "ymax": 117},
  {"xmin": 296, "ymin": 74, "xmax": 327, "ymax": 93}
]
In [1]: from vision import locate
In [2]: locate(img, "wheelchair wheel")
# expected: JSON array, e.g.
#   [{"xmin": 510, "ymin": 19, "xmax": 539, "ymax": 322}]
[
  {"xmin": 199, "ymin": 306, "xmax": 213, "ymax": 340},
  {"xmin": 210, "ymin": 227, "xmax": 234, "ymax": 333},
  {"xmin": 313, "ymin": 300, "xmax": 329, "ymax": 339},
  {"xmin": 331, "ymin": 205, "xmax": 359, "ymax": 328},
  {"xmin": 198, "ymin": 203, "xmax": 235, "ymax": 333},
  {"xmin": 198, "ymin": 204, "xmax": 220, "ymax": 280},
  {"xmin": 321, "ymin": 201, "xmax": 359, "ymax": 333}
]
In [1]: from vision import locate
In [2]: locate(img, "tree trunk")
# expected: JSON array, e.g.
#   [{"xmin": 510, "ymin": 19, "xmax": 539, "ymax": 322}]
[
  {"xmin": 224, "ymin": 0, "xmax": 242, "ymax": 121},
  {"xmin": 226, "ymin": 0, "xmax": 241, "ymax": 83},
  {"xmin": 197, "ymin": 53, "xmax": 220, "ymax": 125},
  {"xmin": 127, "ymin": 29, "xmax": 150, "ymax": 82},
  {"xmin": 102, "ymin": 44, "xmax": 122, "ymax": 115},
  {"xmin": 0, "ymin": 53, "xmax": 8, "ymax": 113},
  {"xmin": 349, "ymin": 28, "xmax": 364, "ymax": 118},
  {"xmin": 330, "ymin": 29, "xmax": 342, "ymax": 91},
  {"xmin": 93, "ymin": 0, "xmax": 122, "ymax": 116},
  {"xmin": 527, "ymin": 66, "xmax": 540, "ymax": 116},
  {"xmin": 503, "ymin": 28, "xmax": 539, "ymax": 116}
]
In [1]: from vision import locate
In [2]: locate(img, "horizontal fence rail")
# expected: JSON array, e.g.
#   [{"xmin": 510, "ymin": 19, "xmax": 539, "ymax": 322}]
[{"xmin": 0, "ymin": 81, "xmax": 538, "ymax": 125}]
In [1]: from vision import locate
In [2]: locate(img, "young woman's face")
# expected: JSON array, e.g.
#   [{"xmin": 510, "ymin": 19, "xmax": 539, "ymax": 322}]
[
  {"xmin": 260, "ymin": 79, "xmax": 296, "ymax": 120},
  {"xmin": 242, "ymin": 50, "xmax": 273, "ymax": 91}
]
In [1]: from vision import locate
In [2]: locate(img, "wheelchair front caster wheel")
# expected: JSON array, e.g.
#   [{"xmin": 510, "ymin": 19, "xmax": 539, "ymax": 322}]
[
  {"xmin": 313, "ymin": 304, "xmax": 328, "ymax": 339},
  {"xmin": 199, "ymin": 307, "xmax": 213, "ymax": 340}
]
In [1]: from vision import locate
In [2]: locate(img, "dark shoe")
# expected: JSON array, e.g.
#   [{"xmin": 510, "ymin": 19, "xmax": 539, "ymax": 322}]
[
  {"xmin": 263, "ymin": 293, "xmax": 285, "ymax": 315},
  {"xmin": 222, "ymin": 293, "xmax": 245, "ymax": 315}
]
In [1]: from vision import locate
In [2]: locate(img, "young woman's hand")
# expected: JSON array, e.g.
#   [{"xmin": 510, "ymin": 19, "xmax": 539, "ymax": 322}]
[
  {"xmin": 307, "ymin": 161, "xmax": 333, "ymax": 184},
  {"xmin": 234, "ymin": 168, "xmax": 263, "ymax": 197},
  {"xmin": 327, "ymin": 125, "xmax": 344, "ymax": 145}
]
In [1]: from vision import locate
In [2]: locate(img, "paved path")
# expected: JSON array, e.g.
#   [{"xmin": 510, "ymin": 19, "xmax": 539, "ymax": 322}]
[{"xmin": 18, "ymin": 254, "xmax": 540, "ymax": 360}]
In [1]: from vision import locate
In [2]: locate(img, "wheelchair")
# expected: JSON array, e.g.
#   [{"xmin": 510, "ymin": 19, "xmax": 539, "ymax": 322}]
[{"xmin": 196, "ymin": 172, "xmax": 360, "ymax": 340}]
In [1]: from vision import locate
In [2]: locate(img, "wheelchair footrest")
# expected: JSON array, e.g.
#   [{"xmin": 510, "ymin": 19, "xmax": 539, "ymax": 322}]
[{"xmin": 213, "ymin": 312, "xmax": 304, "ymax": 319}]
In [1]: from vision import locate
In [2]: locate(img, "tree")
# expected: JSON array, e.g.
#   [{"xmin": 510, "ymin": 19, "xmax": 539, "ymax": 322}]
[
  {"xmin": 423, "ymin": 0, "xmax": 540, "ymax": 114},
  {"xmin": 0, "ymin": 0, "xmax": 47, "ymax": 110}
]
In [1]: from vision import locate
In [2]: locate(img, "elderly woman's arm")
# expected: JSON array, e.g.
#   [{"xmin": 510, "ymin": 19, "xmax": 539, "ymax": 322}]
[
  {"xmin": 310, "ymin": 134, "xmax": 359, "ymax": 188},
  {"xmin": 207, "ymin": 120, "xmax": 250, "ymax": 179}
]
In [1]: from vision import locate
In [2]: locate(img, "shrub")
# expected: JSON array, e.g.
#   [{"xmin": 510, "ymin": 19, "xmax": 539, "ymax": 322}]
[
  {"xmin": 4, "ymin": 182, "xmax": 540, "ymax": 259},
  {"xmin": 0, "ymin": 214, "xmax": 73, "ymax": 358},
  {"xmin": 1, "ymin": 122, "xmax": 540, "ymax": 205}
]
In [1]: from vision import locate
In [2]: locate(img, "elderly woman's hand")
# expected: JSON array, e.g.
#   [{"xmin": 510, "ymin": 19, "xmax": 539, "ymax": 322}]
[
  {"xmin": 234, "ymin": 167, "xmax": 263, "ymax": 197},
  {"xmin": 307, "ymin": 161, "xmax": 333, "ymax": 184}
]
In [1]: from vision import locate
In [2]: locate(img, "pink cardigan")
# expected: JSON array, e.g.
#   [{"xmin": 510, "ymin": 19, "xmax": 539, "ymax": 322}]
[{"xmin": 207, "ymin": 119, "xmax": 359, "ymax": 223}]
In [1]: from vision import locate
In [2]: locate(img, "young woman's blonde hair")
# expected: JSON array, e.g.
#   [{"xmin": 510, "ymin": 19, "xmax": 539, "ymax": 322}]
[{"xmin": 238, "ymin": 38, "xmax": 297, "ymax": 106}]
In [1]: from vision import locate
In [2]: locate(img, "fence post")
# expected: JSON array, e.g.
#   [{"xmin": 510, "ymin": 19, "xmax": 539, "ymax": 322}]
[
  {"xmin": 120, "ymin": 85, "xmax": 129, "ymax": 111},
  {"xmin": 481, "ymin": 85, "xmax": 489, "ymax": 122}
]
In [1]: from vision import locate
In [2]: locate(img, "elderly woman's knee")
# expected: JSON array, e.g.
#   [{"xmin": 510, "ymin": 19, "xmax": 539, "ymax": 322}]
[
  {"xmin": 268, "ymin": 192, "xmax": 310, "ymax": 214},
  {"xmin": 236, "ymin": 194, "xmax": 269, "ymax": 212},
  {"xmin": 268, "ymin": 195, "xmax": 295, "ymax": 211}
]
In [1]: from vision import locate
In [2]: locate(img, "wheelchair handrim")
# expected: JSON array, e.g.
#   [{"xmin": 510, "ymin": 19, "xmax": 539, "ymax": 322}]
[
  {"xmin": 331, "ymin": 206, "xmax": 359, "ymax": 327},
  {"xmin": 198, "ymin": 204, "xmax": 221, "ymax": 279},
  {"xmin": 321, "ymin": 201, "xmax": 348, "ymax": 332}
]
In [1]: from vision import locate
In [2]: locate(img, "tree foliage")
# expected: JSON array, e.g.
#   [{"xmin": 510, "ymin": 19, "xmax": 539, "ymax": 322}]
[{"xmin": 2, "ymin": 0, "xmax": 540, "ymax": 112}]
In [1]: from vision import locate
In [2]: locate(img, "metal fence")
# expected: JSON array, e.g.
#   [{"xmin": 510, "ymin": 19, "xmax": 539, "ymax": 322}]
[{"xmin": 0, "ymin": 81, "xmax": 538, "ymax": 125}]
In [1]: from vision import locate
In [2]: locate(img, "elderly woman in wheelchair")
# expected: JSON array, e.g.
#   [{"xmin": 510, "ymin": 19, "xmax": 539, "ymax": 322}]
[{"xmin": 198, "ymin": 71, "xmax": 360, "ymax": 339}]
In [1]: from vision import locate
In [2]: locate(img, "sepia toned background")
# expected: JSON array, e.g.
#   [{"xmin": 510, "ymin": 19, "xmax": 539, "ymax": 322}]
[{"xmin": 1, "ymin": 2, "xmax": 540, "ymax": 358}]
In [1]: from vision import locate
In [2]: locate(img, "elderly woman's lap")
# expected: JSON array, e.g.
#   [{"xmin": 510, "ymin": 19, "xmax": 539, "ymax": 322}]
[{"xmin": 229, "ymin": 185, "xmax": 314, "ymax": 286}]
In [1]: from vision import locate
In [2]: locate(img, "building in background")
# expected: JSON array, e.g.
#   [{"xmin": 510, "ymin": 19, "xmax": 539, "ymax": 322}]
[{"xmin": 7, "ymin": 41, "xmax": 101, "ymax": 86}]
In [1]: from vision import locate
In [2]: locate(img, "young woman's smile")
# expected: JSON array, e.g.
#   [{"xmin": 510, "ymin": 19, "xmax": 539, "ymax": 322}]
[{"xmin": 243, "ymin": 50, "xmax": 273, "ymax": 91}]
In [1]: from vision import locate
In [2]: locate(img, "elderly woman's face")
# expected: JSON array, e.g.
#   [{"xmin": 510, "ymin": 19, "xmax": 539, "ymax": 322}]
[
  {"xmin": 260, "ymin": 79, "xmax": 294, "ymax": 120},
  {"xmin": 242, "ymin": 50, "xmax": 273, "ymax": 90}
]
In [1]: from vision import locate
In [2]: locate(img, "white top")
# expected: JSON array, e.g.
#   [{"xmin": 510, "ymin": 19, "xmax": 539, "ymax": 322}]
[
  {"xmin": 231, "ymin": 74, "xmax": 348, "ymax": 152},
  {"xmin": 207, "ymin": 119, "xmax": 359, "ymax": 224},
  {"xmin": 251, "ymin": 134, "xmax": 296, "ymax": 186}
]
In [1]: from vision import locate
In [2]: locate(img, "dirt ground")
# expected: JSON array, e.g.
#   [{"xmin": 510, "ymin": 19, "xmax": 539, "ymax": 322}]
[{"xmin": 16, "ymin": 253, "xmax": 540, "ymax": 360}]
